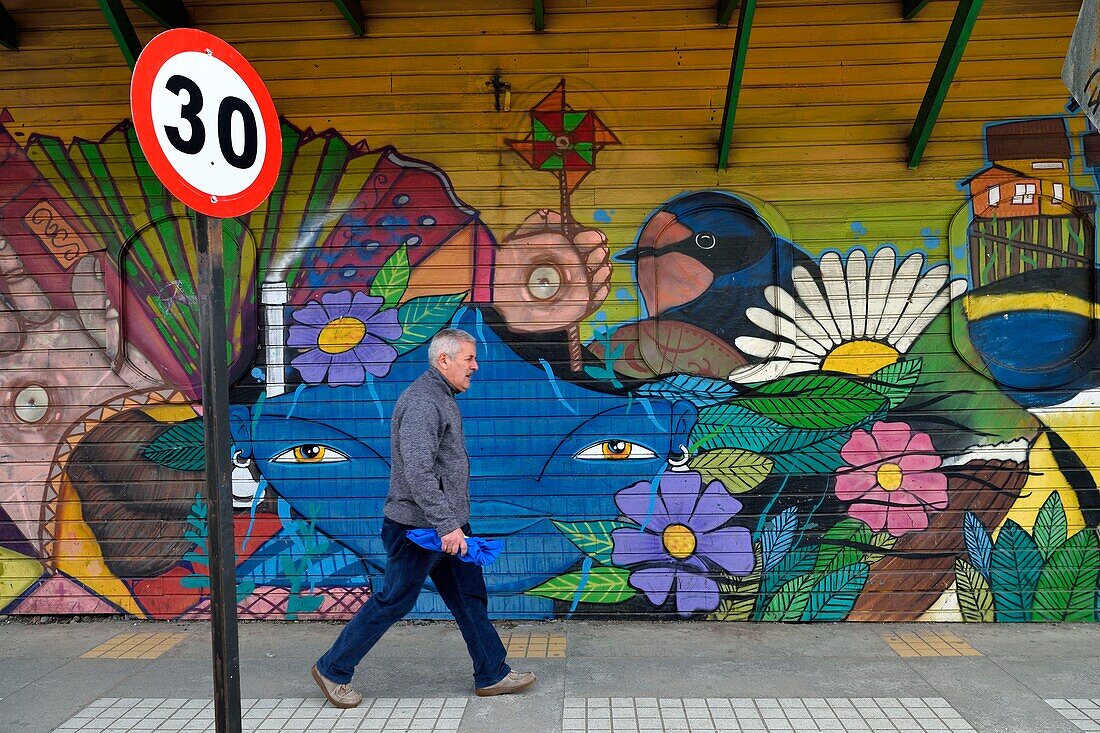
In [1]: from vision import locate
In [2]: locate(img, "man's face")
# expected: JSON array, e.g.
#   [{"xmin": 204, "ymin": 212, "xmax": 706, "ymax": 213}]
[{"xmin": 437, "ymin": 340, "xmax": 478, "ymax": 392}]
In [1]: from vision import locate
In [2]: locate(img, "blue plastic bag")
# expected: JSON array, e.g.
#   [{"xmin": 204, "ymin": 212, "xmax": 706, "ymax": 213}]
[{"xmin": 405, "ymin": 529, "xmax": 504, "ymax": 567}]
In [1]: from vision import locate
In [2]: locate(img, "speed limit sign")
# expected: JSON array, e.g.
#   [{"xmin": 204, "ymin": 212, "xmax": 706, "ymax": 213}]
[{"xmin": 130, "ymin": 28, "xmax": 281, "ymax": 218}]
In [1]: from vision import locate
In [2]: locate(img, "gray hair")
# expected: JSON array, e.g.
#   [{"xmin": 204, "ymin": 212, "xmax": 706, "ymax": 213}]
[{"xmin": 428, "ymin": 328, "xmax": 476, "ymax": 366}]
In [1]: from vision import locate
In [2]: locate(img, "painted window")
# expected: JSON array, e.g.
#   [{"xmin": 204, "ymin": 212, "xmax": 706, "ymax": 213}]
[
  {"xmin": 1053, "ymin": 183, "xmax": 1065, "ymax": 203},
  {"xmin": 1012, "ymin": 182, "xmax": 1036, "ymax": 205},
  {"xmin": 987, "ymin": 185, "xmax": 1000, "ymax": 206}
]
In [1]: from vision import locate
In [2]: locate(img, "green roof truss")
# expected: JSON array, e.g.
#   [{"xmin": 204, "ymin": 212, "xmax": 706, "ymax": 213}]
[
  {"xmin": 0, "ymin": 1, "xmax": 17, "ymax": 50},
  {"xmin": 716, "ymin": 0, "xmax": 756, "ymax": 170},
  {"xmin": 332, "ymin": 0, "xmax": 365, "ymax": 36},
  {"xmin": 97, "ymin": 0, "xmax": 142, "ymax": 69},
  {"xmin": 132, "ymin": 0, "xmax": 189, "ymax": 28},
  {"xmin": 534, "ymin": 0, "xmax": 546, "ymax": 31},
  {"xmin": 907, "ymin": 0, "xmax": 984, "ymax": 168},
  {"xmin": 717, "ymin": 0, "xmax": 740, "ymax": 26},
  {"xmin": 902, "ymin": 0, "xmax": 934, "ymax": 19}
]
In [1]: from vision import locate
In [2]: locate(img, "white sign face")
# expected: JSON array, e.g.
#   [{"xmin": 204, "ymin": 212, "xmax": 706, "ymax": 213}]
[
  {"xmin": 150, "ymin": 51, "xmax": 267, "ymax": 198},
  {"xmin": 1063, "ymin": 0, "xmax": 1100, "ymax": 130},
  {"xmin": 131, "ymin": 28, "xmax": 282, "ymax": 218}
]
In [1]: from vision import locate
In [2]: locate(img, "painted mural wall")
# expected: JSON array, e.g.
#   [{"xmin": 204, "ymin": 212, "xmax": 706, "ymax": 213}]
[{"xmin": 0, "ymin": 0, "xmax": 1098, "ymax": 622}]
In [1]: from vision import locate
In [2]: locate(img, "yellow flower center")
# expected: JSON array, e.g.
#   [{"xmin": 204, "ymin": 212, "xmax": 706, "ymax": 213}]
[
  {"xmin": 876, "ymin": 462, "xmax": 904, "ymax": 491},
  {"xmin": 662, "ymin": 523, "xmax": 697, "ymax": 560},
  {"xmin": 821, "ymin": 340, "xmax": 900, "ymax": 377},
  {"xmin": 318, "ymin": 317, "xmax": 366, "ymax": 354}
]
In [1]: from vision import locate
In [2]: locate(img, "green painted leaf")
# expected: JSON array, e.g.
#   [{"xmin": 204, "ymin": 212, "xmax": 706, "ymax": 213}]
[
  {"xmin": 1032, "ymin": 529, "xmax": 1100, "ymax": 622},
  {"xmin": 1033, "ymin": 492, "xmax": 1068, "ymax": 561},
  {"xmin": 802, "ymin": 563, "xmax": 869, "ymax": 621},
  {"xmin": 862, "ymin": 531, "xmax": 897, "ymax": 566},
  {"xmin": 525, "ymin": 566, "xmax": 635, "ymax": 604},
  {"xmin": 762, "ymin": 574, "xmax": 815, "ymax": 621},
  {"xmin": 142, "ymin": 419, "xmax": 205, "ymax": 471},
  {"xmin": 865, "ymin": 359, "xmax": 922, "ymax": 408},
  {"xmin": 955, "ymin": 558, "xmax": 994, "ymax": 622},
  {"xmin": 757, "ymin": 543, "xmax": 819, "ymax": 622},
  {"xmin": 552, "ymin": 520, "xmax": 635, "ymax": 566},
  {"xmin": 370, "ymin": 245, "xmax": 410, "ymax": 309},
  {"xmin": 767, "ymin": 431, "xmax": 852, "ymax": 477},
  {"xmin": 638, "ymin": 375, "xmax": 738, "ymax": 408},
  {"xmin": 759, "ymin": 544, "xmax": 818, "ymax": 608},
  {"xmin": 390, "ymin": 292, "xmax": 468, "ymax": 354},
  {"xmin": 734, "ymin": 374, "xmax": 888, "ymax": 430},
  {"xmin": 989, "ymin": 520, "xmax": 1043, "ymax": 622},
  {"xmin": 812, "ymin": 519, "xmax": 872, "ymax": 575},
  {"xmin": 690, "ymin": 404, "xmax": 785, "ymax": 453},
  {"xmin": 688, "ymin": 449, "xmax": 773, "ymax": 494}
]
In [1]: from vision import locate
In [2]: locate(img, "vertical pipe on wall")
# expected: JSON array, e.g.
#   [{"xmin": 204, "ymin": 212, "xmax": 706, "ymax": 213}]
[{"xmin": 262, "ymin": 281, "xmax": 289, "ymax": 398}]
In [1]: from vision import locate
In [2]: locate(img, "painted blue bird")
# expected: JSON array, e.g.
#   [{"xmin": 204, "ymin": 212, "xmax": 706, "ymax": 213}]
[{"xmin": 615, "ymin": 191, "xmax": 813, "ymax": 351}]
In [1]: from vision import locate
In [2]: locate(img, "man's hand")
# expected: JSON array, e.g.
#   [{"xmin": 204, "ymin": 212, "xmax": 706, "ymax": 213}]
[{"xmin": 439, "ymin": 528, "xmax": 468, "ymax": 557}]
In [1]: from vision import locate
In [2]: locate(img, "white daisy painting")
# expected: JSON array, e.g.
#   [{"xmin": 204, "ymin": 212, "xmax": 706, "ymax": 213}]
[{"xmin": 730, "ymin": 248, "xmax": 967, "ymax": 382}]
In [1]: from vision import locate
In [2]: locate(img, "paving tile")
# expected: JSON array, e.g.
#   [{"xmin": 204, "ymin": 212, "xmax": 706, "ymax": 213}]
[
  {"xmin": 882, "ymin": 630, "xmax": 981, "ymax": 658},
  {"xmin": 81, "ymin": 633, "xmax": 192, "ymax": 660},
  {"xmin": 501, "ymin": 631, "xmax": 568, "ymax": 658},
  {"xmin": 562, "ymin": 698, "xmax": 978, "ymax": 732},
  {"xmin": 1046, "ymin": 699, "xmax": 1100, "ymax": 731},
  {"xmin": 50, "ymin": 697, "xmax": 467, "ymax": 732}
]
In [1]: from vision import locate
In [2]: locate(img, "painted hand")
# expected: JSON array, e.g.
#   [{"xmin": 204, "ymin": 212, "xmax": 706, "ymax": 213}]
[
  {"xmin": 492, "ymin": 209, "xmax": 611, "ymax": 333},
  {"xmin": 0, "ymin": 238, "xmax": 164, "ymax": 552}
]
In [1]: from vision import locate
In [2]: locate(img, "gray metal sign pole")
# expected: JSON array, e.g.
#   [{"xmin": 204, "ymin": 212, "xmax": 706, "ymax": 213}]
[{"xmin": 194, "ymin": 212, "xmax": 243, "ymax": 733}]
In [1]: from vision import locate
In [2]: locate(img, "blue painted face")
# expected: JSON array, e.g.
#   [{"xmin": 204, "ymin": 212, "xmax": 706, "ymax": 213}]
[{"xmin": 230, "ymin": 309, "xmax": 697, "ymax": 607}]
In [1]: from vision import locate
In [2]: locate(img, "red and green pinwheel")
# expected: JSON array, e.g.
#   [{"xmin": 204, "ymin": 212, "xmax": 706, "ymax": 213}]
[{"xmin": 508, "ymin": 79, "xmax": 620, "ymax": 228}]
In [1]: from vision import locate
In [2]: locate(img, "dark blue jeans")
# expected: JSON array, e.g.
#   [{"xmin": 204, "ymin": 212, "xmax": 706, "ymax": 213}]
[{"xmin": 316, "ymin": 519, "xmax": 510, "ymax": 689}]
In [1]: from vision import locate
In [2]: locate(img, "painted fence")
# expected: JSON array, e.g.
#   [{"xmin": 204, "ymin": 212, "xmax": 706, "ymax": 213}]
[{"xmin": 0, "ymin": 0, "xmax": 1097, "ymax": 622}]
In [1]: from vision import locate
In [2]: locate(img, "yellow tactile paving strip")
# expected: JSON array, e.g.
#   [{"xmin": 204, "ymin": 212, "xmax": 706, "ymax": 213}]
[
  {"xmin": 501, "ymin": 632, "xmax": 567, "ymax": 658},
  {"xmin": 81, "ymin": 631, "xmax": 191, "ymax": 659},
  {"xmin": 883, "ymin": 629, "xmax": 982, "ymax": 657}
]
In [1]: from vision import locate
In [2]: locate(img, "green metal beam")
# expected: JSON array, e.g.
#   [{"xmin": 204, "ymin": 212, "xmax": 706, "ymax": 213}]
[
  {"xmin": 534, "ymin": 0, "xmax": 545, "ymax": 31},
  {"xmin": 331, "ymin": 0, "xmax": 365, "ymax": 36},
  {"xmin": 902, "ymin": 0, "xmax": 933, "ymax": 19},
  {"xmin": 716, "ymin": 0, "xmax": 756, "ymax": 170},
  {"xmin": 97, "ymin": 0, "xmax": 142, "ymax": 69},
  {"xmin": 907, "ymin": 0, "xmax": 984, "ymax": 168},
  {"xmin": 131, "ymin": 0, "xmax": 189, "ymax": 28},
  {"xmin": 0, "ymin": 1, "xmax": 17, "ymax": 50},
  {"xmin": 717, "ymin": 0, "xmax": 740, "ymax": 26}
]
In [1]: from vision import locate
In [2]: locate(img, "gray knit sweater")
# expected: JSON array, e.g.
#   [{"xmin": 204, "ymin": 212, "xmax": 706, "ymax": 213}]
[{"xmin": 383, "ymin": 366, "xmax": 471, "ymax": 535}]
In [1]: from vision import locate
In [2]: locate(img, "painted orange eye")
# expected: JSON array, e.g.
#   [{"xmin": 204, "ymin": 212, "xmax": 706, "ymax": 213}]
[
  {"xmin": 272, "ymin": 444, "xmax": 349, "ymax": 464},
  {"xmin": 574, "ymin": 440, "xmax": 657, "ymax": 461},
  {"xmin": 293, "ymin": 445, "xmax": 327, "ymax": 462},
  {"xmin": 601, "ymin": 441, "xmax": 632, "ymax": 460}
]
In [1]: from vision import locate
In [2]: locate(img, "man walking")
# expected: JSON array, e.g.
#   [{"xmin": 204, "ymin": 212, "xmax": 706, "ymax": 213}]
[{"xmin": 311, "ymin": 328, "xmax": 536, "ymax": 708}]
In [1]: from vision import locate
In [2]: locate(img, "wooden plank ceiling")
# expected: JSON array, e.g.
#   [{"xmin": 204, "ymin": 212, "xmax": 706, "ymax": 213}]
[{"xmin": 0, "ymin": 1, "xmax": 995, "ymax": 170}]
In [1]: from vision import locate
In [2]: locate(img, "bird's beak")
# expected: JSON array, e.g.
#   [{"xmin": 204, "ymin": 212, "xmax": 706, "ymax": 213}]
[{"xmin": 613, "ymin": 246, "xmax": 639, "ymax": 262}]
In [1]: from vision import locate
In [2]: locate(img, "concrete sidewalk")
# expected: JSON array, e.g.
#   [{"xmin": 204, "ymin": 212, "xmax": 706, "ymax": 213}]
[{"xmin": 0, "ymin": 618, "xmax": 1097, "ymax": 733}]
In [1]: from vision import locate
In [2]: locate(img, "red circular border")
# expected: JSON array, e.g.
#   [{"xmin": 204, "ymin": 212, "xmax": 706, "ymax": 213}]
[{"xmin": 130, "ymin": 28, "xmax": 282, "ymax": 218}]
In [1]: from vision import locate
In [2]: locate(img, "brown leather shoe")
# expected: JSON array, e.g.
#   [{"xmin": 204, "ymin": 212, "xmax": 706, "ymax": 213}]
[
  {"xmin": 475, "ymin": 670, "xmax": 536, "ymax": 697},
  {"xmin": 311, "ymin": 664, "xmax": 363, "ymax": 708}
]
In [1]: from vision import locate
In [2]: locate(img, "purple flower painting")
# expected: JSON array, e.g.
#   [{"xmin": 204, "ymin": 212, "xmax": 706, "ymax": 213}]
[
  {"xmin": 611, "ymin": 470, "xmax": 754, "ymax": 616},
  {"xmin": 289, "ymin": 291, "xmax": 402, "ymax": 386}
]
